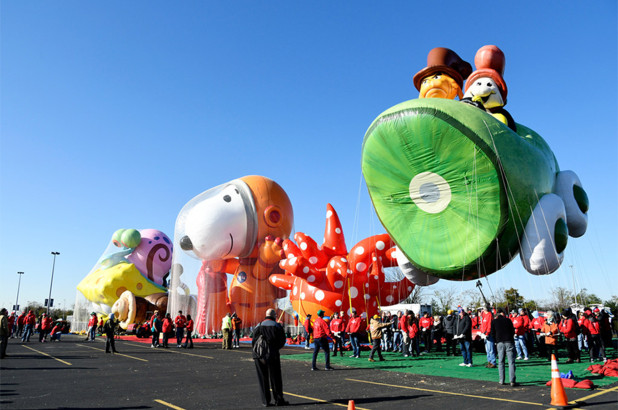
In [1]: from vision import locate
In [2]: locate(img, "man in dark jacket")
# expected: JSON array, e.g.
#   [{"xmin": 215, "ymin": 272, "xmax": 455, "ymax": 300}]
[
  {"xmin": 443, "ymin": 310, "xmax": 456, "ymax": 356},
  {"xmin": 454, "ymin": 308, "xmax": 473, "ymax": 366},
  {"xmin": 252, "ymin": 309, "xmax": 289, "ymax": 407},
  {"xmin": 491, "ymin": 308, "xmax": 517, "ymax": 386},
  {"xmin": 103, "ymin": 314, "xmax": 119, "ymax": 354}
]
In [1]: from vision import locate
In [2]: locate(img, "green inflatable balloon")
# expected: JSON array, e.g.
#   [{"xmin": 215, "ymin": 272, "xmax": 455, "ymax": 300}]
[{"xmin": 361, "ymin": 98, "xmax": 588, "ymax": 280}]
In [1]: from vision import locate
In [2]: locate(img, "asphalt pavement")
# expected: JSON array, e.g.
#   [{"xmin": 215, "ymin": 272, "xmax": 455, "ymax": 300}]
[{"xmin": 1, "ymin": 335, "xmax": 617, "ymax": 409}]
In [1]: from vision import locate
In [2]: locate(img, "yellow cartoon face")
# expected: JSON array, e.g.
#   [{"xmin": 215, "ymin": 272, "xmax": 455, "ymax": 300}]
[{"xmin": 419, "ymin": 73, "xmax": 463, "ymax": 99}]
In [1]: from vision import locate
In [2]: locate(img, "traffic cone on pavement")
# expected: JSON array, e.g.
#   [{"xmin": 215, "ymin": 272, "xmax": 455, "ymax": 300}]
[
  {"xmin": 550, "ymin": 354, "xmax": 569, "ymax": 407},
  {"xmin": 347, "ymin": 399, "xmax": 355, "ymax": 410}
]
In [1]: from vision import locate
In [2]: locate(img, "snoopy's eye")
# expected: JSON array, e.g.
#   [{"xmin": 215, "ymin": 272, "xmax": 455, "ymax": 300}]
[
  {"xmin": 223, "ymin": 195, "xmax": 231, "ymax": 202},
  {"xmin": 477, "ymin": 81, "xmax": 482, "ymax": 86},
  {"xmin": 487, "ymin": 82, "xmax": 492, "ymax": 87},
  {"xmin": 235, "ymin": 189, "xmax": 239, "ymax": 194}
]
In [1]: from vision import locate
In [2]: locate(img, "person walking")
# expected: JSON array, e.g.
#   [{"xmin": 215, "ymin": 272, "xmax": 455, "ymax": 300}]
[
  {"xmin": 252, "ymin": 308, "xmax": 289, "ymax": 407},
  {"xmin": 103, "ymin": 314, "xmax": 119, "ymax": 354},
  {"xmin": 21, "ymin": 310, "xmax": 36, "ymax": 342},
  {"xmin": 38, "ymin": 313, "xmax": 53, "ymax": 343},
  {"xmin": 491, "ymin": 308, "xmax": 517, "ymax": 386},
  {"xmin": 480, "ymin": 306, "xmax": 496, "ymax": 368},
  {"xmin": 183, "ymin": 314, "xmax": 194, "ymax": 349},
  {"xmin": 174, "ymin": 310, "xmax": 187, "ymax": 348},
  {"xmin": 162, "ymin": 313, "xmax": 173, "ymax": 348},
  {"xmin": 311, "ymin": 310, "xmax": 334, "ymax": 371},
  {"xmin": 16, "ymin": 311, "xmax": 26, "ymax": 338},
  {"xmin": 221, "ymin": 313, "xmax": 233, "ymax": 350},
  {"xmin": 231, "ymin": 312, "xmax": 243, "ymax": 348},
  {"xmin": 0, "ymin": 308, "xmax": 9, "ymax": 359},
  {"xmin": 368, "ymin": 315, "xmax": 391, "ymax": 362},
  {"xmin": 419, "ymin": 312, "xmax": 434, "ymax": 353},
  {"xmin": 86, "ymin": 312, "xmax": 98, "ymax": 341},
  {"xmin": 151, "ymin": 311, "xmax": 162, "ymax": 348},
  {"xmin": 345, "ymin": 309, "xmax": 363, "ymax": 358},
  {"xmin": 454, "ymin": 308, "xmax": 473, "ymax": 367},
  {"xmin": 303, "ymin": 314, "xmax": 313, "ymax": 350}
]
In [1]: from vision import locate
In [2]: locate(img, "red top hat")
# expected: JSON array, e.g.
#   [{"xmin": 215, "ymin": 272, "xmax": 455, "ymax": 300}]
[
  {"xmin": 413, "ymin": 47, "xmax": 472, "ymax": 91},
  {"xmin": 464, "ymin": 45, "xmax": 508, "ymax": 103}
]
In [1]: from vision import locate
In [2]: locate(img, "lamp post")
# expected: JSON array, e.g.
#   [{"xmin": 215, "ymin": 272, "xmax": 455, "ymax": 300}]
[
  {"xmin": 47, "ymin": 252, "xmax": 60, "ymax": 315},
  {"xmin": 15, "ymin": 271, "xmax": 24, "ymax": 312}
]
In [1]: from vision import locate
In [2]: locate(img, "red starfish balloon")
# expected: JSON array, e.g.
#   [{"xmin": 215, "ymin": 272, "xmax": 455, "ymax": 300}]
[{"xmin": 269, "ymin": 204, "xmax": 415, "ymax": 320}]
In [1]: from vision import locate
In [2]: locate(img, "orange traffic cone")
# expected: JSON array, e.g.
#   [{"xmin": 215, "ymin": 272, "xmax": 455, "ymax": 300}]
[
  {"xmin": 550, "ymin": 354, "xmax": 569, "ymax": 407},
  {"xmin": 347, "ymin": 399, "xmax": 355, "ymax": 410}
]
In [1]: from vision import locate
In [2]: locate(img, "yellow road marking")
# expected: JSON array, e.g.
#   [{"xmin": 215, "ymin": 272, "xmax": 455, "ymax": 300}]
[
  {"xmin": 154, "ymin": 399, "xmax": 186, "ymax": 410},
  {"xmin": 569, "ymin": 384, "xmax": 618, "ymax": 404},
  {"xmin": 346, "ymin": 378, "xmax": 545, "ymax": 407},
  {"xmin": 79, "ymin": 344, "xmax": 148, "ymax": 362},
  {"xmin": 283, "ymin": 391, "xmax": 371, "ymax": 410},
  {"xmin": 21, "ymin": 345, "xmax": 72, "ymax": 366},
  {"xmin": 126, "ymin": 342, "xmax": 213, "ymax": 359}
]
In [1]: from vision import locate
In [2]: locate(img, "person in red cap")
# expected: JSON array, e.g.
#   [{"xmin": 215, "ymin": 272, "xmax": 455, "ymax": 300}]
[
  {"xmin": 413, "ymin": 47, "xmax": 472, "ymax": 100},
  {"xmin": 311, "ymin": 309, "xmax": 334, "ymax": 371},
  {"xmin": 463, "ymin": 45, "xmax": 516, "ymax": 131}
]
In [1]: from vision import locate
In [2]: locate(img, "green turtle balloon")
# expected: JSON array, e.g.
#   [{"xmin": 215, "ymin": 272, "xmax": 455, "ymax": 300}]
[{"xmin": 362, "ymin": 45, "xmax": 589, "ymax": 284}]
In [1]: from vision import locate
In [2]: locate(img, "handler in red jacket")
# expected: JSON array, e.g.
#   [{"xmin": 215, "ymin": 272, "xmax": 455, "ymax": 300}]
[
  {"xmin": 183, "ymin": 314, "xmax": 194, "ymax": 349},
  {"xmin": 512, "ymin": 309, "xmax": 529, "ymax": 360},
  {"xmin": 345, "ymin": 309, "xmax": 365, "ymax": 358},
  {"xmin": 329, "ymin": 312, "xmax": 345, "ymax": 357},
  {"xmin": 311, "ymin": 310, "xmax": 333, "ymax": 371},
  {"xmin": 559, "ymin": 308, "xmax": 580, "ymax": 363},
  {"xmin": 303, "ymin": 314, "xmax": 313, "ymax": 350},
  {"xmin": 480, "ymin": 306, "xmax": 496, "ymax": 367},
  {"xmin": 39, "ymin": 314, "xmax": 53, "ymax": 343},
  {"xmin": 174, "ymin": 311, "xmax": 187, "ymax": 348},
  {"xmin": 162, "ymin": 313, "xmax": 173, "ymax": 348},
  {"xmin": 419, "ymin": 312, "xmax": 434, "ymax": 353}
]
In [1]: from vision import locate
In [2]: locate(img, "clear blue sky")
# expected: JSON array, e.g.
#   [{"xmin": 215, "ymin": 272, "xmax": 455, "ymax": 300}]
[{"xmin": 1, "ymin": 2, "xmax": 616, "ymax": 312}]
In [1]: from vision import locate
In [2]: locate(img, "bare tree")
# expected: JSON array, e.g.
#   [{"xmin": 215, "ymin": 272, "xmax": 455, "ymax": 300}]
[
  {"xmin": 431, "ymin": 286, "xmax": 458, "ymax": 313},
  {"xmin": 544, "ymin": 287, "xmax": 574, "ymax": 312},
  {"xmin": 402, "ymin": 285, "xmax": 426, "ymax": 304}
]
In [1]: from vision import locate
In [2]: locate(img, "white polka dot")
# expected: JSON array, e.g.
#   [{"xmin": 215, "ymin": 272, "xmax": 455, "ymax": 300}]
[
  {"xmin": 330, "ymin": 260, "xmax": 336, "ymax": 268},
  {"xmin": 288, "ymin": 253, "xmax": 295, "ymax": 258},
  {"xmin": 376, "ymin": 241, "xmax": 385, "ymax": 250},
  {"xmin": 293, "ymin": 287, "xmax": 298, "ymax": 295},
  {"xmin": 333, "ymin": 246, "xmax": 336, "ymax": 250},
  {"xmin": 300, "ymin": 242, "xmax": 308, "ymax": 250},
  {"xmin": 372, "ymin": 256, "xmax": 377, "ymax": 261},
  {"xmin": 315, "ymin": 290, "xmax": 325, "ymax": 301},
  {"xmin": 393, "ymin": 284, "xmax": 397, "ymax": 289},
  {"xmin": 341, "ymin": 258, "xmax": 347, "ymax": 263},
  {"xmin": 335, "ymin": 228, "xmax": 341, "ymax": 234},
  {"xmin": 335, "ymin": 300, "xmax": 342, "ymax": 307},
  {"xmin": 309, "ymin": 256, "xmax": 318, "ymax": 265},
  {"xmin": 289, "ymin": 257, "xmax": 298, "ymax": 265},
  {"xmin": 303, "ymin": 266, "xmax": 310, "ymax": 274},
  {"xmin": 365, "ymin": 283, "xmax": 369, "ymax": 288},
  {"xmin": 337, "ymin": 269, "xmax": 341, "ymax": 274},
  {"xmin": 326, "ymin": 210, "xmax": 333, "ymax": 218},
  {"xmin": 355, "ymin": 246, "xmax": 365, "ymax": 255},
  {"xmin": 300, "ymin": 292, "xmax": 306, "ymax": 300},
  {"xmin": 334, "ymin": 280, "xmax": 343, "ymax": 289},
  {"xmin": 386, "ymin": 295, "xmax": 394, "ymax": 303},
  {"xmin": 373, "ymin": 301, "xmax": 377, "ymax": 306},
  {"xmin": 349, "ymin": 286, "xmax": 358, "ymax": 298},
  {"xmin": 284, "ymin": 244, "xmax": 288, "ymax": 250},
  {"xmin": 361, "ymin": 312, "xmax": 367, "ymax": 318},
  {"xmin": 373, "ymin": 275, "xmax": 378, "ymax": 280},
  {"xmin": 308, "ymin": 275, "xmax": 316, "ymax": 283},
  {"xmin": 407, "ymin": 286, "xmax": 413, "ymax": 291},
  {"xmin": 364, "ymin": 294, "xmax": 371, "ymax": 300},
  {"xmin": 356, "ymin": 262, "xmax": 367, "ymax": 272}
]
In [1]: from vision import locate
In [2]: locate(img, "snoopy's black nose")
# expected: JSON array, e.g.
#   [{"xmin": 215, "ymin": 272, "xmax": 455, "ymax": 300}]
[{"xmin": 180, "ymin": 235, "xmax": 193, "ymax": 251}]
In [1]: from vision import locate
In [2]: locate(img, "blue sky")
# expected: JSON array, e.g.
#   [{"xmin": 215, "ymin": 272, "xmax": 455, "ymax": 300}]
[{"xmin": 1, "ymin": 2, "xmax": 616, "ymax": 312}]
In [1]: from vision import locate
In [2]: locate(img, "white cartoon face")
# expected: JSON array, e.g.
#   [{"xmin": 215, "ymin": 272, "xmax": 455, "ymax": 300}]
[
  {"xmin": 464, "ymin": 76, "xmax": 504, "ymax": 109},
  {"xmin": 178, "ymin": 182, "xmax": 256, "ymax": 261}
]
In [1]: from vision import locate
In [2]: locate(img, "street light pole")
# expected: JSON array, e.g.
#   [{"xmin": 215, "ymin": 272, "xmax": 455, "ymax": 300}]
[
  {"xmin": 47, "ymin": 252, "xmax": 60, "ymax": 315},
  {"xmin": 15, "ymin": 271, "xmax": 24, "ymax": 312}
]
